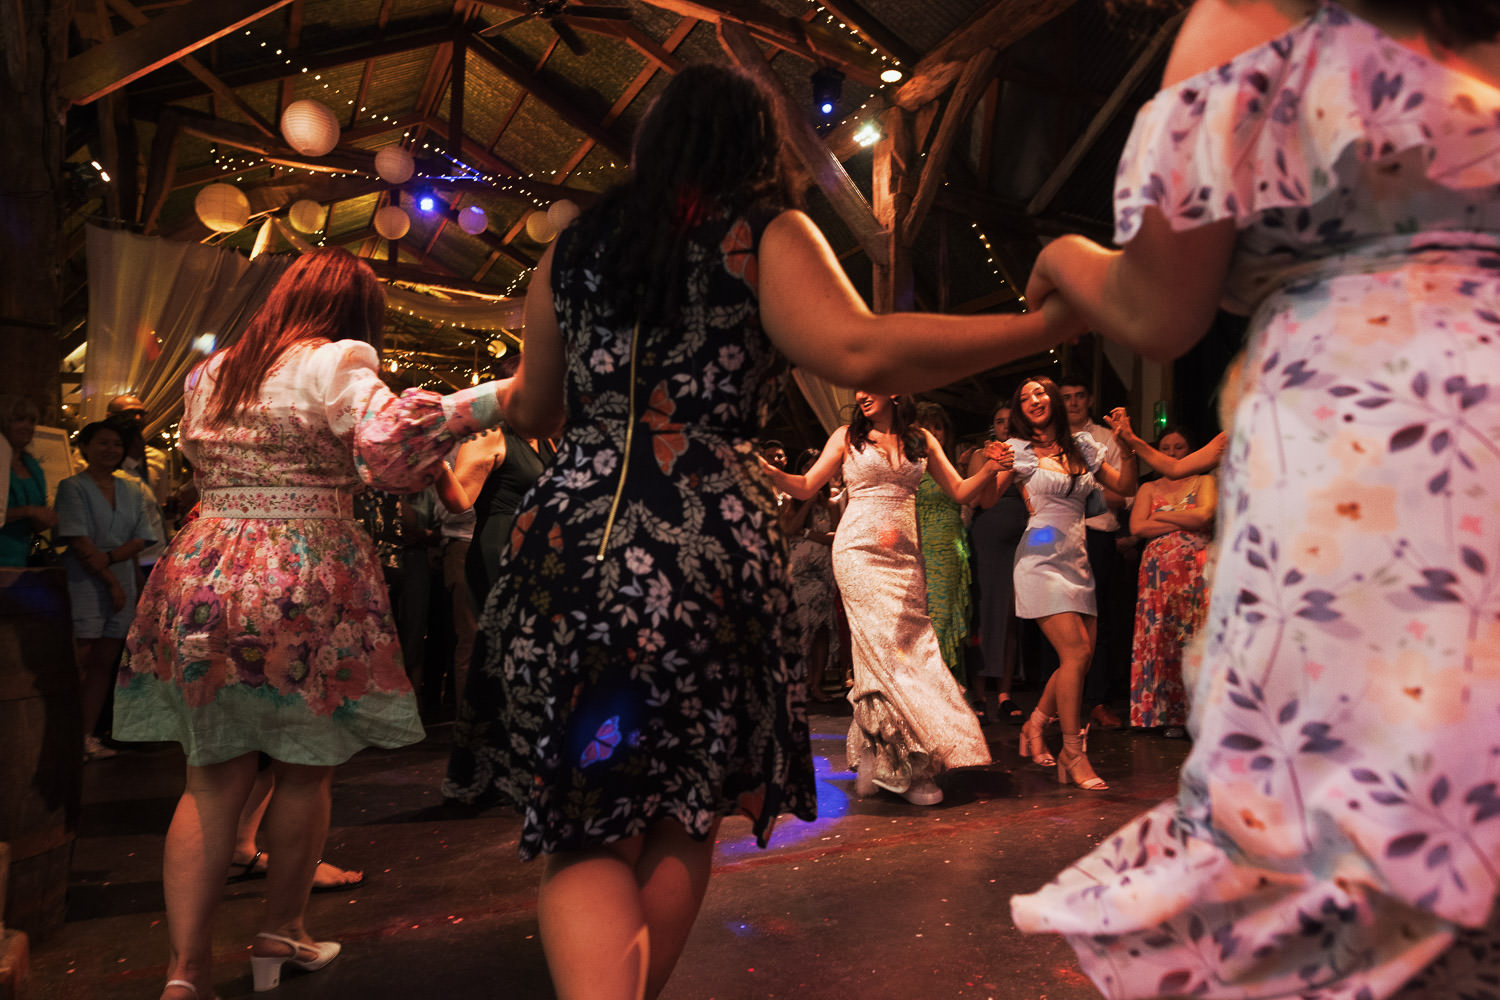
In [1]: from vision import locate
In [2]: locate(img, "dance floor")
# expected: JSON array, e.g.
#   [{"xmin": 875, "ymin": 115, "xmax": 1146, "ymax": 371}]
[{"xmin": 27, "ymin": 703, "xmax": 1190, "ymax": 999}]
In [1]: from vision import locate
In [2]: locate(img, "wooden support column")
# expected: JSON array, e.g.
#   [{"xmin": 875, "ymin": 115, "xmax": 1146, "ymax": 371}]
[
  {"xmin": 870, "ymin": 105, "xmax": 913, "ymax": 313},
  {"xmin": 0, "ymin": 0, "xmax": 68, "ymax": 408},
  {"xmin": 901, "ymin": 48, "xmax": 997, "ymax": 246}
]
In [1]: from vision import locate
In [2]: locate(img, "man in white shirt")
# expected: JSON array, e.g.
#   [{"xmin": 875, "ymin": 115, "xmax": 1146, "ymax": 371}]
[{"xmin": 1060, "ymin": 374, "xmax": 1132, "ymax": 730}]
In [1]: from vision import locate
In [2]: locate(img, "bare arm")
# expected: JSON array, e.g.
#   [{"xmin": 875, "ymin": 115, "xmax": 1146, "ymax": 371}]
[
  {"xmin": 1109, "ymin": 412, "xmax": 1226, "ymax": 479},
  {"xmin": 1128, "ymin": 481, "xmax": 1176, "ymax": 541},
  {"xmin": 434, "ymin": 463, "xmax": 469, "ymax": 514},
  {"xmin": 1154, "ymin": 475, "xmax": 1218, "ymax": 533},
  {"xmin": 503, "ymin": 243, "xmax": 567, "ymax": 439},
  {"xmin": 761, "ymin": 426, "xmax": 848, "ymax": 501},
  {"xmin": 924, "ymin": 431, "xmax": 1009, "ymax": 506},
  {"xmin": 758, "ymin": 212, "xmax": 1086, "ymax": 392},
  {"xmin": 1094, "ymin": 450, "xmax": 1137, "ymax": 499},
  {"xmin": 452, "ymin": 430, "xmax": 505, "ymax": 505}
]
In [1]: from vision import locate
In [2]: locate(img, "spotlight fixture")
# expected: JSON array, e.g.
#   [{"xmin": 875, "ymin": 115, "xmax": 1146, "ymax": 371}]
[
  {"xmin": 880, "ymin": 67, "xmax": 904, "ymax": 84},
  {"xmin": 417, "ymin": 191, "xmax": 438, "ymax": 213},
  {"xmin": 811, "ymin": 67, "xmax": 844, "ymax": 119},
  {"xmin": 853, "ymin": 122, "xmax": 882, "ymax": 148}
]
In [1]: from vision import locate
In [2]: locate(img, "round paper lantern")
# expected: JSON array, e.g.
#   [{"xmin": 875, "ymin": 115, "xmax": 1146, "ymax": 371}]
[
  {"xmin": 457, "ymin": 204, "xmax": 488, "ymax": 235},
  {"xmin": 374, "ymin": 146, "xmax": 415, "ymax": 185},
  {"xmin": 194, "ymin": 183, "xmax": 250, "ymax": 233},
  {"xmin": 546, "ymin": 199, "xmax": 580, "ymax": 230},
  {"xmin": 525, "ymin": 210, "xmax": 557, "ymax": 244},
  {"xmin": 279, "ymin": 99, "xmax": 340, "ymax": 157},
  {"xmin": 373, "ymin": 205, "xmax": 411, "ymax": 240},
  {"xmin": 287, "ymin": 199, "xmax": 326, "ymax": 234}
]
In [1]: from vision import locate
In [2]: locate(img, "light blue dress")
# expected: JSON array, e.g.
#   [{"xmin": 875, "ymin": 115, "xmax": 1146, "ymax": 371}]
[
  {"xmin": 55, "ymin": 472, "xmax": 154, "ymax": 638},
  {"xmin": 1007, "ymin": 432, "xmax": 1103, "ymax": 619}
]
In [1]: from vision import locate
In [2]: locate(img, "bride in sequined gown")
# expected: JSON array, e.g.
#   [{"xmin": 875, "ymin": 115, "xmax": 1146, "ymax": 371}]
[{"xmin": 763, "ymin": 391, "xmax": 1006, "ymax": 805}]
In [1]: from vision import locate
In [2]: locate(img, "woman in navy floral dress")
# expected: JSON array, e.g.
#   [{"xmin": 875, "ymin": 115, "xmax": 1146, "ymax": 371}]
[
  {"xmin": 1013, "ymin": 1, "xmax": 1500, "ymax": 997},
  {"xmin": 442, "ymin": 64, "xmax": 1083, "ymax": 1000}
]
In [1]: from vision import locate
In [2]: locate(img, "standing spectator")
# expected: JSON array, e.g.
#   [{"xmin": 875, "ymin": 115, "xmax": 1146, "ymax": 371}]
[
  {"xmin": 435, "ymin": 444, "xmax": 477, "ymax": 718},
  {"xmin": 1124, "ymin": 426, "xmax": 1215, "ymax": 738},
  {"xmin": 1, "ymin": 395, "xmax": 56, "ymax": 566},
  {"xmin": 1057, "ymin": 373, "xmax": 1130, "ymax": 730},
  {"xmin": 54, "ymin": 421, "xmax": 155, "ymax": 760},
  {"xmin": 965, "ymin": 400, "xmax": 1029, "ymax": 723},
  {"xmin": 913, "ymin": 401, "xmax": 971, "ymax": 686},
  {"xmin": 106, "ymin": 393, "xmax": 169, "ymax": 503}
]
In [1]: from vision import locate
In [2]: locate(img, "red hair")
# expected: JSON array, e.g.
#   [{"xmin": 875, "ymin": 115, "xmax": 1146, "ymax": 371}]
[{"xmin": 202, "ymin": 248, "xmax": 386, "ymax": 428}]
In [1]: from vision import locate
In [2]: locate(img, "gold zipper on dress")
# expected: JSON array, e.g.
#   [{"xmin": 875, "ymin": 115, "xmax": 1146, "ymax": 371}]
[{"xmin": 596, "ymin": 321, "xmax": 641, "ymax": 561}]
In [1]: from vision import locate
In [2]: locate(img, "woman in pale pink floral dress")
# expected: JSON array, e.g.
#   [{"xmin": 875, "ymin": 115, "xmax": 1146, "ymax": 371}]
[
  {"xmin": 1013, "ymin": 1, "xmax": 1500, "ymax": 997},
  {"xmin": 115, "ymin": 249, "xmax": 506, "ymax": 1000}
]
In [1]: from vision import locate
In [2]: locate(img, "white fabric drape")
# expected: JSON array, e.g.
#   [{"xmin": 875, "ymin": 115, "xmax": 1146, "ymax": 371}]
[
  {"xmin": 83, "ymin": 225, "xmax": 292, "ymax": 438},
  {"xmin": 790, "ymin": 369, "xmax": 855, "ymax": 434}
]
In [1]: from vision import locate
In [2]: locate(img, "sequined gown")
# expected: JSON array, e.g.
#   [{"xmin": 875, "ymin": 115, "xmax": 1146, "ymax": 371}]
[
  {"xmin": 835, "ymin": 443, "xmax": 989, "ymax": 792},
  {"xmin": 1012, "ymin": 5, "xmax": 1500, "ymax": 997}
]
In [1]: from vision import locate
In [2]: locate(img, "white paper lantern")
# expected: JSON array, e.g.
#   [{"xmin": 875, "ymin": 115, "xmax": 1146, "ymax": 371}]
[
  {"xmin": 250, "ymin": 218, "xmax": 275, "ymax": 260},
  {"xmin": 457, "ymin": 204, "xmax": 488, "ymax": 235},
  {"xmin": 280, "ymin": 99, "xmax": 340, "ymax": 157},
  {"xmin": 194, "ymin": 183, "xmax": 250, "ymax": 233},
  {"xmin": 374, "ymin": 146, "xmax": 415, "ymax": 185},
  {"xmin": 373, "ymin": 205, "xmax": 411, "ymax": 240},
  {"xmin": 288, "ymin": 199, "xmax": 326, "ymax": 234},
  {"xmin": 525, "ymin": 210, "xmax": 557, "ymax": 244},
  {"xmin": 546, "ymin": 199, "xmax": 580, "ymax": 230}
]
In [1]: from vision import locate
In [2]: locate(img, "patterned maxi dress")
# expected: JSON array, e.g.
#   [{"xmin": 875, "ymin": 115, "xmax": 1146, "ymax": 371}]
[
  {"xmin": 1011, "ymin": 5, "xmax": 1500, "ymax": 997},
  {"xmin": 786, "ymin": 498, "xmax": 841, "ymax": 685},
  {"xmin": 836, "ymin": 444, "xmax": 990, "ymax": 793},
  {"xmin": 915, "ymin": 472, "xmax": 971, "ymax": 684},
  {"xmin": 116, "ymin": 341, "xmax": 503, "ymax": 765},
  {"xmin": 1128, "ymin": 483, "xmax": 1212, "ymax": 729},
  {"xmin": 442, "ymin": 210, "xmax": 817, "ymax": 860}
]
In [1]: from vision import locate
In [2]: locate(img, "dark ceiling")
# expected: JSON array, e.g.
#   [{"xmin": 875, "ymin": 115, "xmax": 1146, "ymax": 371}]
[{"xmin": 56, "ymin": 0, "xmax": 1188, "ymax": 448}]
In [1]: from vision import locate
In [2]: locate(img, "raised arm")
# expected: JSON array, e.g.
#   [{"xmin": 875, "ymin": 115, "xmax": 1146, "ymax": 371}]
[
  {"xmin": 503, "ymin": 242, "xmax": 567, "ymax": 440},
  {"xmin": 758, "ymin": 211, "xmax": 1086, "ymax": 393},
  {"xmin": 761, "ymin": 426, "xmax": 848, "ymax": 501},
  {"xmin": 924, "ymin": 432, "xmax": 1012, "ymax": 506},
  {"xmin": 1110, "ymin": 410, "xmax": 1226, "ymax": 479}
]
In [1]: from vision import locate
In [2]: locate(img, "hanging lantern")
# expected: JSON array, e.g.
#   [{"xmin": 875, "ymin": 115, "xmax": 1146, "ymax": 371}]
[
  {"xmin": 457, "ymin": 204, "xmax": 488, "ymax": 235},
  {"xmin": 525, "ymin": 210, "xmax": 557, "ymax": 244},
  {"xmin": 546, "ymin": 199, "xmax": 580, "ymax": 230},
  {"xmin": 250, "ymin": 218, "xmax": 275, "ymax": 259},
  {"xmin": 288, "ymin": 199, "xmax": 326, "ymax": 233},
  {"xmin": 280, "ymin": 99, "xmax": 340, "ymax": 157},
  {"xmin": 374, "ymin": 146, "xmax": 415, "ymax": 185},
  {"xmin": 373, "ymin": 205, "xmax": 411, "ymax": 240},
  {"xmin": 194, "ymin": 183, "xmax": 250, "ymax": 233}
]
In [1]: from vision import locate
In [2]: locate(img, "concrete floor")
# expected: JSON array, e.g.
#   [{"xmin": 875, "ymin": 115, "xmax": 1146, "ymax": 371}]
[{"xmin": 26, "ymin": 703, "xmax": 1190, "ymax": 1000}]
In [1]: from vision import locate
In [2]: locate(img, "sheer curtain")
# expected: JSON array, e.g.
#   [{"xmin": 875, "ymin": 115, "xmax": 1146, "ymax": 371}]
[
  {"xmin": 83, "ymin": 225, "xmax": 292, "ymax": 438},
  {"xmin": 791, "ymin": 370, "xmax": 855, "ymax": 435}
]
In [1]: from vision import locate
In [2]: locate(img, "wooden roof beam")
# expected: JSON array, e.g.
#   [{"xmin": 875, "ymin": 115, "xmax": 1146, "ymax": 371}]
[
  {"xmin": 468, "ymin": 34, "xmax": 630, "ymax": 158},
  {"xmin": 60, "ymin": 0, "xmax": 294, "ymax": 107},
  {"xmin": 1026, "ymin": 9, "xmax": 1183, "ymax": 216},
  {"xmin": 717, "ymin": 20, "xmax": 884, "ymax": 263},
  {"xmin": 808, "ymin": 0, "xmax": 918, "ymax": 69},
  {"xmin": 894, "ymin": 0, "xmax": 1075, "ymax": 112},
  {"xmin": 901, "ymin": 48, "xmax": 997, "ymax": 245}
]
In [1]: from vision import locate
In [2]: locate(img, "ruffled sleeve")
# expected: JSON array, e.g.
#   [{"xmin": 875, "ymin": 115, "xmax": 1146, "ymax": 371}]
[
  {"xmin": 1074, "ymin": 432, "xmax": 1103, "ymax": 473},
  {"xmin": 1113, "ymin": 2, "xmax": 1500, "ymax": 245},
  {"xmin": 316, "ymin": 341, "xmax": 505, "ymax": 494},
  {"xmin": 1008, "ymin": 438, "xmax": 1037, "ymax": 484}
]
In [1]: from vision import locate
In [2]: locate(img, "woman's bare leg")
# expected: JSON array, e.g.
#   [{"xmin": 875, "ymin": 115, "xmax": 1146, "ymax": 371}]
[
  {"xmin": 636, "ymin": 819, "xmax": 719, "ymax": 999},
  {"xmin": 539, "ymin": 835, "xmax": 650, "ymax": 1000},
  {"xmin": 162, "ymin": 753, "xmax": 261, "ymax": 994},
  {"xmin": 78, "ymin": 636, "xmax": 125, "ymax": 739},
  {"xmin": 1037, "ymin": 612, "xmax": 1097, "ymax": 735},
  {"xmin": 255, "ymin": 761, "xmax": 334, "ymax": 943}
]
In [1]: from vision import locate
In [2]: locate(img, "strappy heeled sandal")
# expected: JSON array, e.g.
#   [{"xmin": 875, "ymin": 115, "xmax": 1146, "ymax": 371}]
[{"xmin": 1018, "ymin": 709, "xmax": 1056, "ymax": 768}]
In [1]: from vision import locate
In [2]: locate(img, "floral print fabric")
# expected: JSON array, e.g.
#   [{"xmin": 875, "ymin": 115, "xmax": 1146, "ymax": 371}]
[
  {"xmin": 442, "ymin": 209, "xmax": 818, "ymax": 861},
  {"xmin": 1012, "ymin": 5, "xmax": 1500, "ymax": 998},
  {"xmin": 1128, "ymin": 497, "xmax": 1210, "ymax": 729},
  {"xmin": 915, "ymin": 472, "xmax": 971, "ymax": 683},
  {"xmin": 116, "ymin": 340, "xmax": 503, "ymax": 766}
]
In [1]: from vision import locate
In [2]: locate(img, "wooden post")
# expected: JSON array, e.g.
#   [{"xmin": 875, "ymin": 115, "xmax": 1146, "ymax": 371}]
[
  {"xmin": 870, "ymin": 105, "xmax": 913, "ymax": 313},
  {"xmin": 0, "ymin": 0, "xmax": 69, "ymax": 409}
]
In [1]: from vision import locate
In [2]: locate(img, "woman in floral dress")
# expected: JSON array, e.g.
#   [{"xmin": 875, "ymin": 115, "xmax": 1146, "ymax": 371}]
[
  {"xmin": 115, "ymin": 249, "xmax": 508, "ymax": 1000},
  {"xmin": 440, "ymin": 64, "xmax": 1083, "ymax": 1000},
  {"xmin": 1124, "ymin": 427, "xmax": 1216, "ymax": 737},
  {"xmin": 1012, "ymin": 1, "xmax": 1500, "ymax": 996}
]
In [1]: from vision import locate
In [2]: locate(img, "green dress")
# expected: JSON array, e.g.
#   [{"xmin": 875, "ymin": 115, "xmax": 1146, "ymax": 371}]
[{"xmin": 914, "ymin": 472, "xmax": 970, "ymax": 684}]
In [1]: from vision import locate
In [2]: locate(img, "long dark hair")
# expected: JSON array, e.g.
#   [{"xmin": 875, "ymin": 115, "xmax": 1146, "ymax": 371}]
[
  {"xmin": 1007, "ymin": 376, "xmax": 1088, "ymax": 492},
  {"xmin": 202, "ymin": 248, "xmax": 385, "ymax": 429},
  {"xmin": 848, "ymin": 394, "xmax": 926, "ymax": 461},
  {"xmin": 554, "ymin": 64, "xmax": 795, "ymax": 329}
]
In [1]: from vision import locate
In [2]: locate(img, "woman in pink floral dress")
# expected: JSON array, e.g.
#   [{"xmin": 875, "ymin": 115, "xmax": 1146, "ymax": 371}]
[
  {"xmin": 1013, "ymin": 1, "xmax": 1500, "ymax": 997},
  {"xmin": 115, "ymin": 249, "xmax": 507, "ymax": 1000}
]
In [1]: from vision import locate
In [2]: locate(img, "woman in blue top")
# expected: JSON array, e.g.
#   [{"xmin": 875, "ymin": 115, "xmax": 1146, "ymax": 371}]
[
  {"xmin": 1, "ymin": 394, "xmax": 56, "ymax": 566},
  {"xmin": 55, "ymin": 420, "xmax": 154, "ymax": 759}
]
